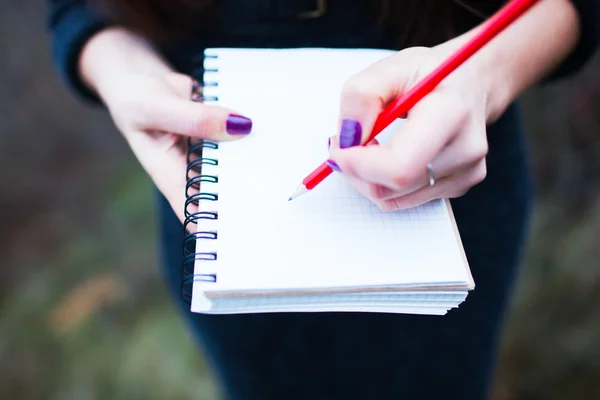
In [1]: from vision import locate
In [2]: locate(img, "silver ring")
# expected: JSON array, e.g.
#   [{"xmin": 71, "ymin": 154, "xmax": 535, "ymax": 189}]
[{"xmin": 427, "ymin": 163, "xmax": 435, "ymax": 186}]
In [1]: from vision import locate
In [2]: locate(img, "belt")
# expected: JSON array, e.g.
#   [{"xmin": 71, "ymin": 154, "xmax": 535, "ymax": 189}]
[{"xmin": 260, "ymin": 0, "xmax": 327, "ymax": 20}]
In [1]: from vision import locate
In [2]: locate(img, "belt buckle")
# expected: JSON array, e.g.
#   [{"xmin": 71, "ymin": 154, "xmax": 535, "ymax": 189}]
[{"xmin": 296, "ymin": 0, "xmax": 327, "ymax": 19}]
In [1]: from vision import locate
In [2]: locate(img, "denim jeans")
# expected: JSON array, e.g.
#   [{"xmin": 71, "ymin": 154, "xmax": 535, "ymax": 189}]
[{"xmin": 156, "ymin": 102, "xmax": 533, "ymax": 399}]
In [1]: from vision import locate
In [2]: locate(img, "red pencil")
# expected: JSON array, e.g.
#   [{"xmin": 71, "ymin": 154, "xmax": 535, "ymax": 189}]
[{"xmin": 288, "ymin": 0, "xmax": 540, "ymax": 201}]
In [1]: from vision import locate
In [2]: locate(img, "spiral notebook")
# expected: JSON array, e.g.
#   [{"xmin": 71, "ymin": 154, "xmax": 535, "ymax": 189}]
[{"xmin": 182, "ymin": 48, "xmax": 474, "ymax": 315}]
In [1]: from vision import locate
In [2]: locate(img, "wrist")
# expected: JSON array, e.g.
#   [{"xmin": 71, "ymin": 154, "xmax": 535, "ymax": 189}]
[
  {"xmin": 78, "ymin": 27, "xmax": 173, "ymax": 100},
  {"xmin": 474, "ymin": 41, "xmax": 514, "ymax": 124},
  {"xmin": 436, "ymin": 0, "xmax": 580, "ymax": 123},
  {"xmin": 432, "ymin": 27, "xmax": 513, "ymax": 124}
]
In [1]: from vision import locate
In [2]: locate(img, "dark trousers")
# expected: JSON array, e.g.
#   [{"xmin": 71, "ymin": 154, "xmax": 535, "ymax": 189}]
[{"xmin": 157, "ymin": 103, "xmax": 533, "ymax": 399}]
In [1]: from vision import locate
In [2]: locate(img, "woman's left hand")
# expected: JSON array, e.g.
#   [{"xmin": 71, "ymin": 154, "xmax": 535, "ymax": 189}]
[{"xmin": 327, "ymin": 45, "xmax": 497, "ymax": 211}]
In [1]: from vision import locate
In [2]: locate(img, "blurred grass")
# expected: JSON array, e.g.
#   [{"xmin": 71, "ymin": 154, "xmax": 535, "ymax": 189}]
[
  {"xmin": 492, "ymin": 199, "xmax": 600, "ymax": 400},
  {"xmin": 1, "ymin": 1, "xmax": 600, "ymax": 399},
  {"xmin": 0, "ymin": 162, "xmax": 219, "ymax": 400}
]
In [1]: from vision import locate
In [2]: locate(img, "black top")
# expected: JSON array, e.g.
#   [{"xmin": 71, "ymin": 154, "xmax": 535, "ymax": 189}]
[{"xmin": 47, "ymin": 0, "xmax": 599, "ymax": 105}]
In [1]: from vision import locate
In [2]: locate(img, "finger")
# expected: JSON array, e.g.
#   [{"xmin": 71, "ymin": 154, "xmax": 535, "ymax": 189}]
[
  {"xmin": 336, "ymin": 52, "xmax": 420, "ymax": 149},
  {"xmin": 388, "ymin": 90, "xmax": 468, "ymax": 179},
  {"xmin": 164, "ymin": 73, "xmax": 252, "ymax": 140},
  {"xmin": 375, "ymin": 115, "xmax": 485, "ymax": 201},
  {"xmin": 328, "ymin": 144, "xmax": 425, "ymax": 197},
  {"xmin": 165, "ymin": 72, "xmax": 198, "ymax": 99},
  {"xmin": 124, "ymin": 130, "xmax": 189, "ymax": 224},
  {"xmin": 328, "ymin": 134, "xmax": 396, "ymax": 203},
  {"xmin": 327, "ymin": 136, "xmax": 401, "ymax": 203},
  {"xmin": 377, "ymin": 158, "xmax": 486, "ymax": 202},
  {"xmin": 377, "ymin": 177, "xmax": 451, "ymax": 212},
  {"xmin": 328, "ymin": 135, "xmax": 379, "ymax": 152},
  {"xmin": 330, "ymin": 91, "xmax": 466, "ymax": 192},
  {"xmin": 425, "ymin": 116, "xmax": 488, "ymax": 180},
  {"xmin": 329, "ymin": 155, "xmax": 485, "ymax": 209},
  {"xmin": 136, "ymin": 90, "xmax": 252, "ymax": 141},
  {"xmin": 376, "ymin": 160, "xmax": 487, "ymax": 211}
]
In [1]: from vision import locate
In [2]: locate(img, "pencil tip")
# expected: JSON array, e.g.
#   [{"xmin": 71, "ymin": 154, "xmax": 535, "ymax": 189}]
[{"xmin": 288, "ymin": 184, "xmax": 309, "ymax": 201}]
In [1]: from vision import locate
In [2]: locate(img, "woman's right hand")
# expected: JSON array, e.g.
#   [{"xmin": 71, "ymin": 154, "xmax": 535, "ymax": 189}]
[{"xmin": 78, "ymin": 28, "xmax": 252, "ymax": 224}]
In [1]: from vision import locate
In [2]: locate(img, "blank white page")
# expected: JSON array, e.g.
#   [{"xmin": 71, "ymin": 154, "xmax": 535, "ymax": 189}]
[{"xmin": 192, "ymin": 48, "xmax": 472, "ymax": 304}]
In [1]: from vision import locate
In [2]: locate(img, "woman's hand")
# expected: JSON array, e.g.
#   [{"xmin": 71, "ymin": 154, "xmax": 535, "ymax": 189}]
[
  {"xmin": 78, "ymin": 28, "xmax": 252, "ymax": 223},
  {"xmin": 327, "ymin": 46, "xmax": 490, "ymax": 211},
  {"xmin": 327, "ymin": 0, "xmax": 580, "ymax": 211},
  {"xmin": 99, "ymin": 71, "xmax": 252, "ymax": 225}
]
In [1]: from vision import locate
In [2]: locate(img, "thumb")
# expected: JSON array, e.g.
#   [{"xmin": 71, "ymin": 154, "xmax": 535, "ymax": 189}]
[
  {"xmin": 337, "ymin": 52, "xmax": 417, "ymax": 149},
  {"xmin": 141, "ymin": 92, "xmax": 252, "ymax": 141}
]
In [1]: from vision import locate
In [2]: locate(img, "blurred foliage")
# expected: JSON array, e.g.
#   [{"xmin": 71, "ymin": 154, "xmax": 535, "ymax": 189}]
[
  {"xmin": 492, "ymin": 62, "xmax": 600, "ymax": 399},
  {"xmin": 1, "ymin": 1, "xmax": 599, "ymax": 399}
]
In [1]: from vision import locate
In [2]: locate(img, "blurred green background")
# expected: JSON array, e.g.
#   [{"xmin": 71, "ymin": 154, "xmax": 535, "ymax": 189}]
[{"xmin": 1, "ymin": 2, "xmax": 599, "ymax": 399}]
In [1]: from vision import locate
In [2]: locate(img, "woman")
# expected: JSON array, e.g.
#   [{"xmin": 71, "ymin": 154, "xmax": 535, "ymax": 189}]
[{"xmin": 47, "ymin": 1, "xmax": 597, "ymax": 398}]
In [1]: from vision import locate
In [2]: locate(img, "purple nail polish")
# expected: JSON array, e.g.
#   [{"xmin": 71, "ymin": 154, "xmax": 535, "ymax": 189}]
[
  {"xmin": 326, "ymin": 159, "xmax": 342, "ymax": 172},
  {"xmin": 226, "ymin": 114, "xmax": 252, "ymax": 135},
  {"xmin": 328, "ymin": 137, "xmax": 331, "ymax": 150},
  {"xmin": 339, "ymin": 119, "xmax": 362, "ymax": 149}
]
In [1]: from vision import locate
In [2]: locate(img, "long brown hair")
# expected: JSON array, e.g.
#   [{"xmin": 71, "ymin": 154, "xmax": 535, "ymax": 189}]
[{"xmin": 92, "ymin": 0, "xmax": 500, "ymax": 48}]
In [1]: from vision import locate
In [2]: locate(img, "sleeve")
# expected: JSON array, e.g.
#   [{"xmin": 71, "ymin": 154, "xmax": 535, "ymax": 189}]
[
  {"xmin": 544, "ymin": 0, "xmax": 600, "ymax": 82},
  {"xmin": 46, "ymin": 0, "xmax": 113, "ymax": 104}
]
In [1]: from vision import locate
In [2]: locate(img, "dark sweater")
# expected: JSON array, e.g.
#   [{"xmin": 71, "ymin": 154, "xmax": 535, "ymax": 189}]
[{"xmin": 48, "ymin": 0, "xmax": 599, "ymax": 106}]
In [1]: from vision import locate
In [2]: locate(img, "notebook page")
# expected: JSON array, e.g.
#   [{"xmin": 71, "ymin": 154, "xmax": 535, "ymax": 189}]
[{"xmin": 193, "ymin": 49, "xmax": 472, "ymax": 302}]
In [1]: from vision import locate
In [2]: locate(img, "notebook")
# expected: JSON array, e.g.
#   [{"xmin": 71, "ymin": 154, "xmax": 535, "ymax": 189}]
[{"xmin": 182, "ymin": 48, "xmax": 474, "ymax": 315}]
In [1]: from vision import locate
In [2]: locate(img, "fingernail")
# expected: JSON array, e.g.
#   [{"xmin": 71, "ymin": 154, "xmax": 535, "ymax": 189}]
[
  {"xmin": 339, "ymin": 119, "xmax": 362, "ymax": 149},
  {"xmin": 226, "ymin": 114, "xmax": 252, "ymax": 135},
  {"xmin": 326, "ymin": 159, "xmax": 342, "ymax": 172},
  {"xmin": 328, "ymin": 137, "xmax": 331, "ymax": 150}
]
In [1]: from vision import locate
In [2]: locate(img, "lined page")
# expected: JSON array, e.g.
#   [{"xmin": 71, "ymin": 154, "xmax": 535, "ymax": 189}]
[{"xmin": 193, "ymin": 49, "xmax": 472, "ymax": 303}]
